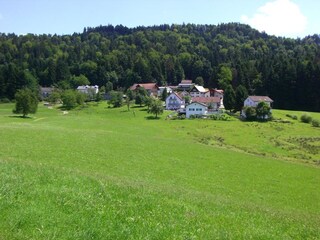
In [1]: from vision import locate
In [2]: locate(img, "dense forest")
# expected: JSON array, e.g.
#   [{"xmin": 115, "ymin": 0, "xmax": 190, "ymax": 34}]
[{"xmin": 0, "ymin": 23, "xmax": 319, "ymax": 111}]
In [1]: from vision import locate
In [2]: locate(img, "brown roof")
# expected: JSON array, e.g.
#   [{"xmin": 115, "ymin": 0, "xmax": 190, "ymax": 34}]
[
  {"xmin": 192, "ymin": 97, "xmax": 221, "ymax": 103},
  {"xmin": 129, "ymin": 83, "xmax": 159, "ymax": 90},
  {"xmin": 172, "ymin": 91, "xmax": 183, "ymax": 100},
  {"xmin": 248, "ymin": 96, "xmax": 273, "ymax": 102}
]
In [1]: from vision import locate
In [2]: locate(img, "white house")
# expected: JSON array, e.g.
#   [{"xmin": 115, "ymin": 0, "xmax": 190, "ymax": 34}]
[
  {"xmin": 189, "ymin": 85, "xmax": 210, "ymax": 98},
  {"xmin": 77, "ymin": 85, "xmax": 99, "ymax": 94},
  {"xmin": 166, "ymin": 92, "xmax": 185, "ymax": 110},
  {"xmin": 191, "ymin": 97, "xmax": 221, "ymax": 111},
  {"xmin": 242, "ymin": 96, "xmax": 273, "ymax": 119},
  {"xmin": 244, "ymin": 96, "xmax": 273, "ymax": 108},
  {"xmin": 186, "ymin": 102, "xmax": 208, "ymax": 118}
]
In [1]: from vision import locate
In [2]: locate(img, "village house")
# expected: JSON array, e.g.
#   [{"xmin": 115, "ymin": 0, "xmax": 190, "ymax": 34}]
[
  {"xmin": 243, "ymin": 96, "xmax": 273, "ymax": 108},
  {"xmin": 177, "ymin": 80, "xmax": 194, "ymax": 91},
  {"xmin": 242, "ymin": 96, "xmax": 274, "ymax": 119},
  {"xmin": 189, "ymin": 85, "xmax": 210, "ymax": 98},
  {"xmin": 165, "ymin": 92, "xmax": 185, "ymax": 110},
  {"xmin": 186, "ymin": 102, "xmax": 207, "ymax": 118},
  {"xmin": 129, "ymin": 83, "xmax": 159, "ymax": 96},
  {"xmin": 186, "ymin": 97, "xmax": 221, "ymax": 118}
]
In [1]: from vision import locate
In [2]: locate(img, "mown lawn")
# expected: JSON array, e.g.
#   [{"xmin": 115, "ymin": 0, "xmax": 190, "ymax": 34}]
[{"xmin": 0, "ymin": 102, "xmax": 319, "ymax": 239}]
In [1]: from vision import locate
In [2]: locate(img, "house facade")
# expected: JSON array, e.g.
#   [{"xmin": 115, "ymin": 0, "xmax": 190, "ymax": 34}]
[
  {"xmin": 244, "ymin": 96, "xmax": 273, "ymax": 108},
  {"xmin": 189, "ymin": 85, "xmax": 210, "ymax": 98},
  {"xmin": 186, "ymin": 102, "xmax": 208, "ymax": 118},
  {"xmin": 166, "ymin": 92, "xmax": 185, "ymax": 110}
]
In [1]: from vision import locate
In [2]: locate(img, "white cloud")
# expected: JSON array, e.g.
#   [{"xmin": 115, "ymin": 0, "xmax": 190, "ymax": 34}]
[{"xmin": 241, "ymin": 0, "xmax": 307, "ymax": 38}]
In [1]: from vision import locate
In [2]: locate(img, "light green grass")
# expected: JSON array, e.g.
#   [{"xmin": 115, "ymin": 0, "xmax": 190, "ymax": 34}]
[{"xmin": 0, "ymin": 103, "xmax": 319, "ymax": 239}]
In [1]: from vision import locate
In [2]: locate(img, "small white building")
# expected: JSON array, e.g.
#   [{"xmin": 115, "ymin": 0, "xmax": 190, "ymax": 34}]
[
  {"xmin": 166, "ymin": 92, "xmax": 185, "ymax": 110},
  {"xmin": 77, "ymin": 85, "xmax": 99, "ymax": 94},
  {"xmin": 189, "ymin": 85, "xmax": 210, "ymax": 98},
  {"xmin": 186, "ymin": 102, "xmax": 207, "ymax": 118},
  {"xmin": 244, "ymin": 96, "xmax": 273, "ymax": 108}
]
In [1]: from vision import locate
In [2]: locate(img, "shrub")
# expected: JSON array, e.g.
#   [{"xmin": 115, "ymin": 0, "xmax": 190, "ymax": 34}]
[
  {"xmin": 244, "ymin": 106, "xmax": 256, "ymax": 121},
  {"xmin": 300, "ymin": 114, "xmax": 312, "ymax": 123},
  {"xmin": 312, "ymin": 119, "xmax": 320, "ymax": 127}
]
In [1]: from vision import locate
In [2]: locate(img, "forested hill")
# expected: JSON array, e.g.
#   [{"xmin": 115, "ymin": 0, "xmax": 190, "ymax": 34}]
[{"xmin": 0, "ymin": 23, "xmax": 320, "ymax": 111}]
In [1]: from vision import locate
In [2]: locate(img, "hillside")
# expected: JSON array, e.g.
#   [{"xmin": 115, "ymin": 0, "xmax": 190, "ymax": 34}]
[
  {"xmin": 0, "ymin": 103, "xmax": 319, "ymax": 239},
  {"xmin": 1, "ymin": 23, "xmax": 320, "ymax": 111}
]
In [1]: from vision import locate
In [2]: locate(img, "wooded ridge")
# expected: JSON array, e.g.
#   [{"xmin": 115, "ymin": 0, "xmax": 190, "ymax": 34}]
[{"xmin": 0, "ymin": 23, "xmax": 319, "ymax": 111}]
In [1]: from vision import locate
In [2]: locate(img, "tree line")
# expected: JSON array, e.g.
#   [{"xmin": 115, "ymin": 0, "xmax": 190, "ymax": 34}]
[{"xmin": 0, "ymin": 23, "xmax": 320, "ymax": 111}]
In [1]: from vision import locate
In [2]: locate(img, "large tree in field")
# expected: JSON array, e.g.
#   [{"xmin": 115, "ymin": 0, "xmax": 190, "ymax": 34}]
[
  {"xmin": 13, "ymin": 88, "xmax": 39, "ymax": 117},
  {"xmin": 223, "ymin": 85, "xmax": 235, "ymax": 112},
  {"xmin": 148, "ymin": 99, "xmax": 164, "ymax": 118}
]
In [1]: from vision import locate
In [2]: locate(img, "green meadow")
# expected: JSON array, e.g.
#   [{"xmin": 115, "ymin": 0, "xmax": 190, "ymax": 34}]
[{"xmin": 0, "ymin": 102, "xmax": 319, "ymax": 239}]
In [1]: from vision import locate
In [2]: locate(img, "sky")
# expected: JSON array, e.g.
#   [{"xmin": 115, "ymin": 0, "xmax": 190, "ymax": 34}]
[{"xmin": 0, "ymin": 0, "xmax": 319, "ymax": 38}]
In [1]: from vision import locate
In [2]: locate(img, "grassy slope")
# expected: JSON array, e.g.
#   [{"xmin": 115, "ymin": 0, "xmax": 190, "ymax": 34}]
[{"xmin": 0, "ymin": 103, "xmax": 319, "ymax": 239}]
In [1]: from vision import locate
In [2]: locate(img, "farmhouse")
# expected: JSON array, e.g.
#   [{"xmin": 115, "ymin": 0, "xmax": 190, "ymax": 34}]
[
  {"xmin": 242, "ymin": 96, "xmax": 274, "ymax": 119},
  {"xmin": 129, "ymin": 83, "xmax": 159, "ymax": 96},
  {"xmin": 186, "ymin": 102, "xmax": 208, "ymax": 118},
  {"xmin": 189, "ymin": 85, "xmax": 210, "ymax": 98},
  {"xmin": 192, "ymin": 97, "xmax": 221, "ymax": 111},
  {"xmin": 244, "ymin": 96, "xmax": 273, "ymax": 108},
  {"xmin": 166, "ymin": 92, "xmax": 185, "ymax": 110},
  {"xmin": 185, "ymin": 97, "xmax": 221, "ymax": 118}
]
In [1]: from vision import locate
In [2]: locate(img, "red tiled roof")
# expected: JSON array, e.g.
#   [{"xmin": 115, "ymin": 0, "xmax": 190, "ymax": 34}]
[
  {"xmin": 192, "ymin": 97, "xmax": 221, "ymax": 103},
  {"xmin": 248, "ymin": 96, "xmax": 273, "ymax": 102},
  {"xmin": 129, "ymin": 83, "xmax": 159, "ymax": 90}
]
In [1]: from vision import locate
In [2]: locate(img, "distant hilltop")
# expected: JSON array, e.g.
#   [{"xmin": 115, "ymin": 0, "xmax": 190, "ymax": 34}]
[{"xmin": 0, "ymin": 23, "xmax": 319, "ymax": 111}]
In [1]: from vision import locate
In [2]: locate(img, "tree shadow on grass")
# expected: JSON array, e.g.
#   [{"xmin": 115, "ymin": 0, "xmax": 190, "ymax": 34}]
[
  {"xmin": 131, "ymin": 105, "xmax": 144, "ymax": 109},
  {"xmin": 8, "ymin": 115, "xmax": 33, "ymax": 119},
  {"xmin": 145, "ymin": 116, "xmax": 161, "ymax": 120}
]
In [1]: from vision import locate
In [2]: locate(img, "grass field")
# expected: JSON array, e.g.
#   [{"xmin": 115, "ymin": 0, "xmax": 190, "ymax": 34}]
[{"xmin": 0, "ymin": 102, "xmax": 319, "ymax": 239}]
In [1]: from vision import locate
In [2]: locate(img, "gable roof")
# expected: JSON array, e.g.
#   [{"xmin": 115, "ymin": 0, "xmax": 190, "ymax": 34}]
[
  {"xmin": 248, "ymin": 96, "xmax": 273, "ymax": 102},
  {"xmin": 191, "ymin": 85, "xmax": 209, "ymax": 93},
  {"xmin": 187, "ymin": 102, "xmax": 207, "ymax": 108},
  {"xmin": 171, "ymin": 91, "xmax": 183, "ymax": 100},
  {"xmin": 129, "ymin": 83, "xmax": 158, "ymax": 91},
  {"xmin": 192, "ymin": 97, "xmax": 221, "ymax": 104}
]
